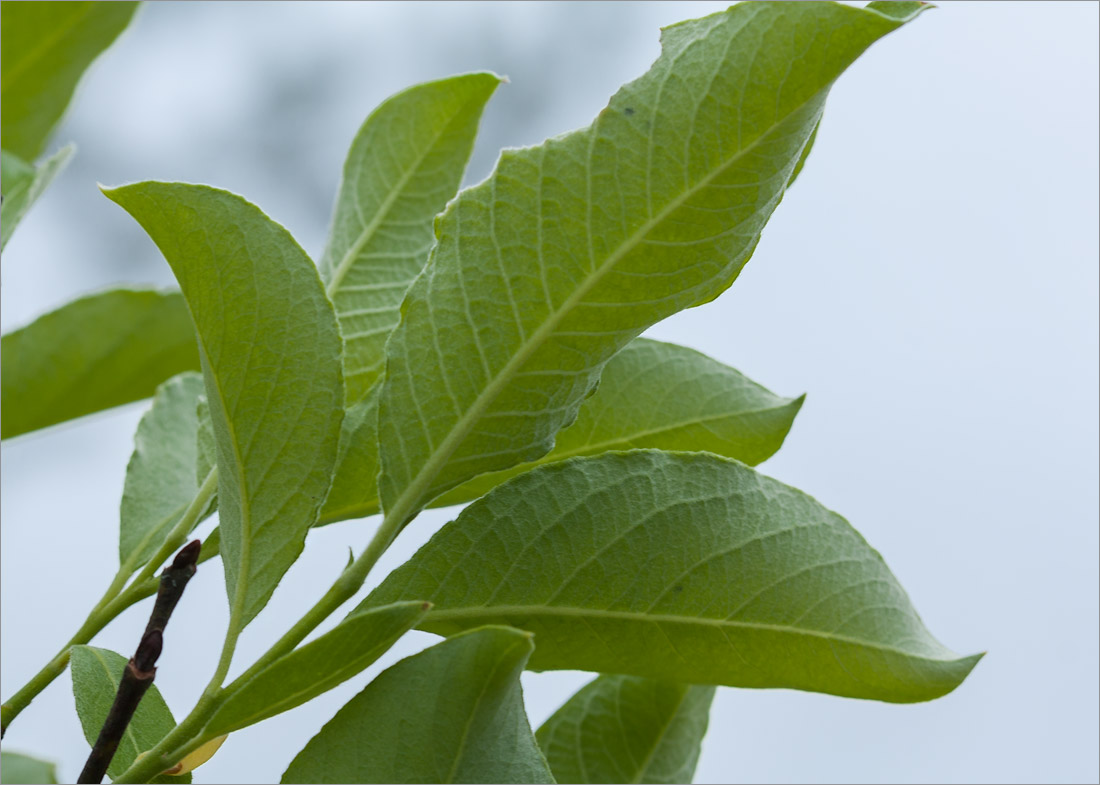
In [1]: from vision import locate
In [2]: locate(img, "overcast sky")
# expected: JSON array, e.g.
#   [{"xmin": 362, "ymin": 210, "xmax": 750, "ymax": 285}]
[{"xmin": 2, "ymin": 2, "xmax": 1097, "ymax": 783}]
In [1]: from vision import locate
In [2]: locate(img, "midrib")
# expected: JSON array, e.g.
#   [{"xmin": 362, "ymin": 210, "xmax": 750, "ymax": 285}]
[
  {"xmin": 426, "ymin": 605, "xmax": 949, "ymax": 662},
  {"xmin": 383, "ymin": 82, "xmax": 827, "ymax": 523},
  {"xmin": 443, "ymin": 640, "xmax": 525, "ymax": 782},
  {"xmin": 326, "ymin": 113, "xmax": 462, "ymax": 298},
  {"xmin": 196, "ymin": 339, "xmax": 251, "ymax": 621},
  {"xmin": 630, "ymin": 688, "xmax": 688, "ymax": 784}
]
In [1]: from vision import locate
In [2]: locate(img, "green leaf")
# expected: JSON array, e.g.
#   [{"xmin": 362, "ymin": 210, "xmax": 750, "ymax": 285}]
[
  {"xmin": 536, "ymin": 675, "xmax": 714, "ymax": 785},
  {"xmin": 318, "ymin": 386, "xmax": 382, "ymax": 524},
  {"xmin": 194, "ymin": 394, "xmax": 218, "ymax": 518},
  {"xmin": 1, "ymin": 751, "xmax": 58, "ymax": 784},
  {"xmin": 377, "ymin": 1, "xmax": 928, "ymax": 526},
  {"xmin": 321, "ymin": 72, "xmax": 501, "ymax": 404},
  {"xmin": 204, "ymin": 601, "xmax": 429, "ymax": 736},
  {"xmin": 1, "ymin": 145, "xmax": 74, "ymax": 249},
  {"xmin": 788, "ymin": 117, "xmax": 819, "ymax": 188},
  {"xmin": 195, "ymin": 395, "xmax": 215, "ymax": 484},
  {"xmin": 0, "ymin": 1, "xmax": 137, "ymax": 161},
  {"xmin": 435, "ymin": 338, "xmax": 803, "ymax": 507},
  {"xmin": 1, "ymin": 288, "xmax": 200, "ymax": 440},
  {"xmin": 69, "ymin": 645, "xmax": 190, "ymax": 783},
  {"xmin": 103, "ymin": 183, "xmax": 345, "ymax": 626},
  {"xmin": 119, "ymin": 372, "xmax": 207, "ymax": 573},
  {"xmin": 365, "ymin": 451, "xmax": 982, "ymax": 704},
  {"xmin": 320, "ymin": 337, "xmax": 801, "ymax": 524},
  {"xmin": 281, "ymin": 626, "xmax": 553, "ymax": 784}
]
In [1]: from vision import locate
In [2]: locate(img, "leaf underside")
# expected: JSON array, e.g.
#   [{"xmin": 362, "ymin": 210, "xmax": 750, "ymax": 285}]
[
  {"xmin": 118, "ymin": 372, "xmax": 207, "ymax": 573},
  {"xmin": 537, "ymin": 674, "xmax": 715, "ymax": 785},
  {"xmin": 365, "ymin": 451, "xmax": 981, "ymax": 704},
  {"xmin": 322, "ymin": 337, "xmax": 803, "ymax": 524},
  {"xmin": 282, "ymin": 627, "xmax": 553, "ymax": 784},
  {"xmin": 69, "ymin": 645, "xmax": 189, "ymax": 783},
  {"xmin": 0, "ymin": 144, "xmax": 73, "ymax": 250},
  {"xmin": 104, "ymin": 183, "xmax": 345, "ymax": 626},
  {"xmin": 204, "ymin": 601, "xmax": 429, "ymax": 736},
  {"xmin": 0, "ymin": 1, "xmax": 138, "ymax": 161},
  {"xmin": 0, "ymin": 289, "xmax": 200, "ymax": 440},
  {"xmin": 320, "ymin": 72, "xmax": 501, "ymax": 405},
  {"xmin": 377, "ymin": 1, "xmax": 927, "ymax": 526}
]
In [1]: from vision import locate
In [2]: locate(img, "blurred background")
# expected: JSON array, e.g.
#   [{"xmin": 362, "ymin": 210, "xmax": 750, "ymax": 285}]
[{"xmin": 2, "ymin": 2, "xmax": 1097, "ymax": 783}]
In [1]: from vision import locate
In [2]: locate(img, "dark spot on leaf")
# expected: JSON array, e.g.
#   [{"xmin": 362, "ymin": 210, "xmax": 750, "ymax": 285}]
[
  {"xmin": 624, "ymin": 106, "xmax": 636, "ymax": 115},
  {"xmin": 673, "ymin": 584, "xmax": 683, "ymax": 592}
]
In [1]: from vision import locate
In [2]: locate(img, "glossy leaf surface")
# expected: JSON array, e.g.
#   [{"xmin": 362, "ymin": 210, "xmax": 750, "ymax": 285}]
[
  {"xmin": 0, "ymin": 145, "xmax": 73, "ymax": 250},
  {"xmin": 282, "ymin": 627, "xmax": 553, "ymax": 784},
  {"xmin": 1, "ymin": 289, "xmax": 200, "ymax": 439},
  {"xmin": 104, "ymin": 183, "xmax": 344, "ymax": 625},
  {"xmin": 205, "ymin": 601, "xmax": 429, "ymax": 736},
  {"xmin": 366, "ymin": 451, "xmax": 981, "ymax": 703},
  {"xmin": 0, "ymin": 1, "xmax": 137, "ymax": 160},
  {"xmin": 0, "ymin": 752, "xmax": 58, "ymax": 784},
  {"xmin": 119, "ymin": 372, "xmax": 206, "ymax": 572},
  {"xmin": 537, "ymin": 675, "xmax": 714, "ymax": 784},
  {"xmin": 69, "ymin": 646, "xmax": 189, "ymax": 783},
  {"xmin": 377, "ymin": 2, "xmax": 926, "ymax": 525},
  {"xmin": 321, "ymin": 72, "xmax": 500, "ymax": 404}
]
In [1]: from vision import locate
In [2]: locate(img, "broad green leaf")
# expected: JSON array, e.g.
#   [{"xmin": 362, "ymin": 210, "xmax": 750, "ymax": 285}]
[
  {"xmin": 320, "ymin": 338, "xmax": 802, "ymax": 523},
  {"xmin": 0, "ymin": 288, "xmax": 200, "ymax": 439},
  {"xmin": 434, "ymin": 338, "xmax": 803, "ymax": 506},
  {"xmin": 282, "ymin": 626, "xmax": 553, "ymax": 784},
  {"xmin": 318, "ymin": 386, "xmax": 382, "ymax": 524},
  {"xmin": 119, "ymin": 373, "xmax": 206, "ymax": 573},
  {"xmin": 69, "ymin": 645, "xmax": 189, "ymax": 783},
  {"xmin": 0, "ymin": 1, "xmax": 138, "ymax": 161},
  {"xmin": 194, "ymin": 395, "xmax": 218, "ymax": 518},
  {"xmin": 377, "ymin": 2, "xmax": 928, "ymax": 526},
  {"xmin": 536, "ymin": 675, "xmax": 714, "ymax": 784},
  {"xmin": 1, "ymin": 145, "xmax": 74, "ymax": 249},
  {"xmin": 1, "ymin": 751, "xmax": 58, "ymax": 784},
  {"xmin": 103, "ymin": 183, "xmax": 344, "ymax": 626},
  {"xmin": 788, "ymin": 117, "xmax": 819, "ymax": 188},
  {"xmin": 204, "ymin": 601, "xmax": 428, "ymax": 736},
  {"xmin": 365, "ymin": 451, "xmax": 982, "ymax": 704},
  {"xmin": 195, "ymin": 395, "xmax": 215, "ymax": 484},
  {"xmin": 321, "ymin": 72, "xmax": 501, "ymax": 404}
]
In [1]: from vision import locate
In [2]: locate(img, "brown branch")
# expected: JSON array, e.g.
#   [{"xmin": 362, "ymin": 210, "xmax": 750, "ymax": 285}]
[{"xmin": 77, "ymin": 540, "xmax": 201, "ymax": 784}]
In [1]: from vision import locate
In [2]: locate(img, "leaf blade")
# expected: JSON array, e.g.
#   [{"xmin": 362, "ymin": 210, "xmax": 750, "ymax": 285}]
[
  {"xmin": 0, "ymin": 1, "xmax": 138, "ymax": 160},
  {"xmin": 434, "ymin": 338, "xmax": 803, "ymax": 507},
  {"xmin": 322, "ymin": 72, "xmax": 501, "ymax": 404},
  {"xmin": 0, "ymin": 144, "xmax": 74, "ymax": 250},
  {"xmin": 320, "ymin": 337, "xmax": 801, "ymax": 524},
  {"xmin": 378, "ymin": 2, "xmax": 927, "ymax": 524},
  {"xmin": 1, "ymin": 752, "xmax": 58, "ymax": 784},
  {"xmin": 281, "ymin": 626, "xmax": 553, "ymax": 784},
  {"xmin": 69, "ymin": 645, "xmax": 189, "ymax": 783},
  {"xmin": 365, "ymin": 451, "xmax": 981, "ymax": 704},
  {"xmin": 204, "ymin": 601, "xmax": 429, "ymax": 736},
  {"xmin": 1, "ymin": 288, "xmax": 200, "ymax": 440},
  {"xmin": 119, "ymin": 372, "xmax": 207, "ymax": 573},
  {"xmin": 536, "ymin": 675, "xmax": 714, "ymax": 785},
  {"xmin": 103, "ymin": 183, "xmax": 345, "ymax": 626}
]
